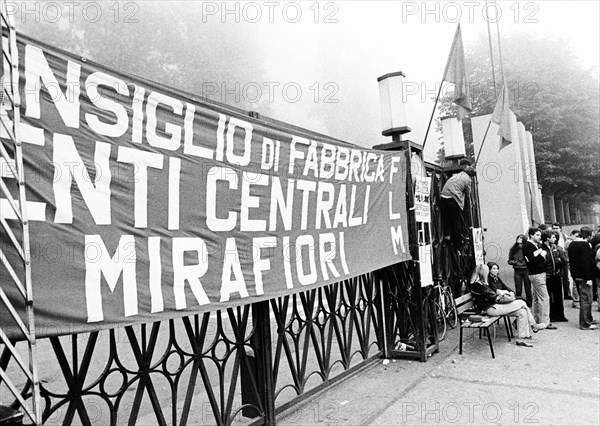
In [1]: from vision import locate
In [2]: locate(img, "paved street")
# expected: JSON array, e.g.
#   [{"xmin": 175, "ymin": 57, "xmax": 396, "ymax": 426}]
[{"xmin": 278, "ymin": 298, "xmax": 600, "ymax": 425}]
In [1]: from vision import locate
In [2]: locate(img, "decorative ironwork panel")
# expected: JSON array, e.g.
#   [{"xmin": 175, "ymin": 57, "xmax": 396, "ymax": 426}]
[
  {"xmin": 3, "ymin": 308, "xmax": 267, "ymax": 425},
  {"xmin": 376, "ymin": 261, "xmax": 436, "ymax": 358},
  {"xmin": 2, "ymin": 273, "xmax": 387, "ymax": 425},
  {"xmin": 271, "ymin": 274, "xmax": 383, "ymax": 410}
]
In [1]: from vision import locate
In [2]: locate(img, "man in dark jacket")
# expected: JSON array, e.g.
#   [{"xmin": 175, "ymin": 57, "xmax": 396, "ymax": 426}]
[
  {"xmin": 568, "ymin": 227, "xmax": 598, "ymax": 330},
  {"xmin": 440, "ymin": 159, "xmax": 475, "ymax": 247},
  {"xmin": 523, "ymin": 227, "xmax": 554, "ymax": 330}
]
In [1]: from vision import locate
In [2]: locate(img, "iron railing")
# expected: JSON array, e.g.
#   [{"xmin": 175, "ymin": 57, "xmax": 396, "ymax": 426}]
[{"xmin": 1, "ymin": 271, "xmax": 395, "ymax": 425}]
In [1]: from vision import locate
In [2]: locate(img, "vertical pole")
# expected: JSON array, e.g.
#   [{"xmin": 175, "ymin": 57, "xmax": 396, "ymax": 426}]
[
  {"xmin": 421, "ymin": 80, "xmax": 445, "ymax": 151},
  {"xmin": 495, "ymin": 18, "xmax": 506, "ymax": 86},
  {"xmin": 377, "ymin": 271, "xmax": 391, "ymax": 358},
  {"xmin": 396, "ymin": 134, "xmax": 429, "ymax": 362},
  {"xmin": 484, "ymin": 0, "xmax": 498, "ymax": 98},
  {"xmin": 252, "ymin": 301, "xmax": 275, "ymax": 424}
]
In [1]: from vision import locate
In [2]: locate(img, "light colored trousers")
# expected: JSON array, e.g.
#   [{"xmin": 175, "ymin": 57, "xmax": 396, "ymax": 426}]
[
  {"xmin": 529, "ymin": 272, "xmax": 550, "ymax": 326},
  {"xmin": 569, "ymin": 269, "xmax": 580, "ymax": 302},
  {"xmin": 486, "ymin": 300, "xmax": 536, "ymax": 339}
]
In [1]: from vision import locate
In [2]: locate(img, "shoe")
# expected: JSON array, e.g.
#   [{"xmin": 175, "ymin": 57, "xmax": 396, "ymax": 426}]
[
  {"xmin": 516, "ymin": 341, "xmax": 533, "ymax": 347},
  {"xmin": 531, "ymin": 324, "xmax": 540, "ymax": 333},
  {"xmin": 573, "ymin": 304, "xmax": 580, "ymax": 309},
  {"xmin": 591, "ymin": 320, "xmax": 599, "ymax": 325},
  {"xmin": 545, "ymin": 324, "xmax": 558, "ymax": 330},
  {"xmin": 580, "ymin": 325, "xmax": 598, "ymax": 330}
]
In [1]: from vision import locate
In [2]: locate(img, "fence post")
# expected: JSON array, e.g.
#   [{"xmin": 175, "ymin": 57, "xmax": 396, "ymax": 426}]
[
  {"xmin": 252, "ymin": 301, "xmax": 276, "ymax": 424},
  {"xmin": 400, "ymin": 138, "xmax": 430, "ymax": 362}
]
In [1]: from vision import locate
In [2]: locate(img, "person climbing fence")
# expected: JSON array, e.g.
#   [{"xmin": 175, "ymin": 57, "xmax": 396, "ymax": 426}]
[{"xmin": 439, "ymin": 158, "xmax": 476, "ymax": 247}]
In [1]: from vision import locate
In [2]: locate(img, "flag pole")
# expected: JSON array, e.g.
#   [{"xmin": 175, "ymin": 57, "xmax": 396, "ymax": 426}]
[
  {"xmin": 421, "ymin": 79, "xmax": 445, "ymax": 151},
  {"xmin": 475, "ymin": 1, "xmax": 503, "ymax": 166},
  {"xmin": 495, "ymin": 18, "xmax": 506, "ymax": 86},
  {"xmin": 485, "ymin": 0, "xmax": 498, "ymax": 98},
  {"xmin": 474, "ymin": 119, "xmax": 492, "ymax": 167}
]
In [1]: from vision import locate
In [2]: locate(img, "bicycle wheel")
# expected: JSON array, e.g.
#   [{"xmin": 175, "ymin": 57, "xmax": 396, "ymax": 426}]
[
  {"xmin": 444, "ymin": 289, "xmax": 459, "ymax": 329},
  {"xmin": 435, "ymin": 301, "xmax": 447, "ymax": 341}
]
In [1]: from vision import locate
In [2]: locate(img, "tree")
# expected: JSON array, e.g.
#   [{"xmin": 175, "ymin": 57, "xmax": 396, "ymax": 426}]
[
  {"xmin": 438, "ymin": 32, "xmax": 600, "ymax": 215},
  {"xmin": 17, "ymin": 2, "xmax": 271, "ymax": 113}
]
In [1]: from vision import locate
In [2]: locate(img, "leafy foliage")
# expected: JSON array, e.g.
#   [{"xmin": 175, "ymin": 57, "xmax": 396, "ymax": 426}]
[
  {"xmin": 438, "ymin": 32, "xmax": 599, "ymax": 213},
  {"xmin": 18, "ymin": 2, "xmax": 270, "ymax": 113}
]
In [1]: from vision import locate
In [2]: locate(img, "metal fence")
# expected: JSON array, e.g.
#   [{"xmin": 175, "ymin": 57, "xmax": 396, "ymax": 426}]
[{"xmin": 1, "ymin": 269, "xmax": 406, "ymax": 425}]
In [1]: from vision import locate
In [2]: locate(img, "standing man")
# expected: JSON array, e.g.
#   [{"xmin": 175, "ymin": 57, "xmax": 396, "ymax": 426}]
[
  {"xmin": 523, "ymin": 227, "xmax": 555, "ymax": 330},
  {"xmin": 590, "ymin": 232, "xmax": 600, "ymax": 312},
  {"xmin": 440, "ymin": 159, "xmax": 476, "ymax": 247},
  {"xmin": 566, "ymin": 229, "xmax": 580, "ymax": 308},
  {"xmin": 553, "ymin": 222, "xmax": 571, "ymax": 299},
  {"xmin": 568, "ymin": 227, "xmax": 598, "ymax": 330}
]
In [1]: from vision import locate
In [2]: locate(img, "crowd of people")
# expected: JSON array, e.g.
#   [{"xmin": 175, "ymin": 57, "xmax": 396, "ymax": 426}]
[{"xmin": 469, "ymin": 224, "xmax": 600, "ymax": 348}]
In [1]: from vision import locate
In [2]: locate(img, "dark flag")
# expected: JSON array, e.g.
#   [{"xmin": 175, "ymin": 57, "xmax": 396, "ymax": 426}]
[{"xmin": 443, "ymin": 24, "xmax": 472, "ymax": 121}]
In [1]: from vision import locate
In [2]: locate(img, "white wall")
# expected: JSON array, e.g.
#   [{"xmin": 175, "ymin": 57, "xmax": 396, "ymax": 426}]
[{"xmin": 472, "ymin": 113, "xmax": 530, "ymax": 289}]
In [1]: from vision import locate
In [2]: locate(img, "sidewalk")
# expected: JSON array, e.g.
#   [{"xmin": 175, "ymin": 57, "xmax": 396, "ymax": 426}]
[{"xmin": 277, "ymin": 300, "xmax": 600, "ymax": 425}]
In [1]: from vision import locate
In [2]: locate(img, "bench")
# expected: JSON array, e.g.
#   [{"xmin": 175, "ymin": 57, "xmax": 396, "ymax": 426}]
[{"xmin": 456, "ymin": 293, "xmax": 514, "ymax": 358}]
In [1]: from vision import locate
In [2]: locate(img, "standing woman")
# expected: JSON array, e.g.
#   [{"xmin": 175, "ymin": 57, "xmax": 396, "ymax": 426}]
[
  {"xmin": 470, "ymin": 264, "xmax": 539, "ymax": 347},
  {"xmin": 508, "ymin": 234, "xmax": 532, "ymax": 307},
  {"xmin": 541, "ymin": 230, "xmax": 568, "ymax": 322}
]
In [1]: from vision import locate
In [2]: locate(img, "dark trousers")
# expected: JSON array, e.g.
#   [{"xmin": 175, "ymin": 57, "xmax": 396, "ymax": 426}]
[
  {"xmin": 514, "ymin": 269, "xmax": 532, "ymax": 307},
  {"xmin": 440, "ymin": 197, "xmax": 464, "ymax": 246},
  {"xmin": 561, "ymin": 266, "xmax": 571, "ymax": 298},
  {"xmin": 547, "ymin": 274, "xmax": 566, "ymax": 321},
  {"xmin": 575, "ymin": 278, "xmax": 593, "ymax": 328}
]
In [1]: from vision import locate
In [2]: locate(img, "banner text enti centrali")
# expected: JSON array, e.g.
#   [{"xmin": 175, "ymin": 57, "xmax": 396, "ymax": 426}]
[{"xmin": 0, "ymin": 34, "xmax": 410, "ymax": 338}]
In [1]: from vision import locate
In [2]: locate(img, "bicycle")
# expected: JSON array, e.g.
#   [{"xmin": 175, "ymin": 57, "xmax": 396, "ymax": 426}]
[{"xmin": 434, "ymin": 281, "xmax": 459, "ymax": 341}]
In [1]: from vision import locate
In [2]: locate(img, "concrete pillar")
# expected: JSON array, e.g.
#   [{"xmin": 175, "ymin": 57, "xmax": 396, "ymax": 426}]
[
  {"xmin": 543, "ymin": 195, "xmax": 555, "ymax": 223},
  {"xmin": 548, "ymin": 195, "xmax": 557, "ymax": 223},
  {"xmin": 556, "ymin": 199, "xmax": 565, "ymax": 224},
  {"xmin": 537, "ymin": 184, "xmax": 545, "ymax": 224},
  {"xmin": 472, "ymin": 112, "xmax": 528, "ymax": 290},
  {"xmin": 565, "ymin": 202, "xmax": 571, "ymax": 225},
  {"xmin": 525, "ymin": 131, "xmax": 544, "ymax": 225},
  {"xmin": 517, "ymin": 122, "xmax": 533, "ymax": 225}
]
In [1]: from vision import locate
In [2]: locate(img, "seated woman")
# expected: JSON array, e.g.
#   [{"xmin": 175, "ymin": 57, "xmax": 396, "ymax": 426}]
[
  {"xmin": 487, "ymin": 261, "xmax": 513, "ymax": 293},
  {"xmin": 470, "ymin": 264, "xmax": 540, "ymax": 347}
]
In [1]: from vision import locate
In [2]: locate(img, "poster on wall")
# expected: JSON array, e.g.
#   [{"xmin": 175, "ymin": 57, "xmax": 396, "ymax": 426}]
[
  {"xmin": 414, "ymin": 175, "xmax": 431, "ymax": 223},
  {"xmin": 419, "ymin": 244, "xmax": 434, "ymax": 287},
  {"xmin": 472, "ymin": 228, "xmax": 484, "ymax": 265}
]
